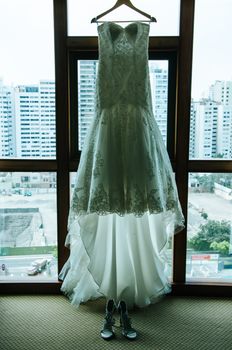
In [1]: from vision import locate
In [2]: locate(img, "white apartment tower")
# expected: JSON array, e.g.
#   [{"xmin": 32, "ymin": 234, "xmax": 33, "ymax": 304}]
[
  {"xmin": 14, "ymin": 81, "xmax": 56, "ymax": 158},
  {"xmin": 189, "ymin": 100, "xmax": 196, "ymax": 159},
  {"xmin": 78, "ymin": 60, "xmax": 98, "ymax": 150},
  {"xmin": 209, "ymin": 80, "xmax": 232, "ymax": 158},
  {"xmin": 209, "ymin": 80, "xmax": 232, "ymax": 106},
  {"xmin": 14, "ymin": 85, "xmax": 40, "ymax": 158},
  {"xmin": 0, "ymin": 80, "xmax": 15, "ymax": 157},
  {"xmin": 39, "ymin": 81, "xmax": 56, "ymax": 158},
  {"xmin": 190, "ymin": 99, "xmax": 222, "ymax": 158},
  {"xmin": 190, "ymin": 80, "xmax": 232, "ymax": 159},
  {"xmin": 149, "ymin": 64, "xmax": 168, "ymax": 144},
  {"xmin": 217, "ymin": 106, "xmax": 232, "ymax": 158}
]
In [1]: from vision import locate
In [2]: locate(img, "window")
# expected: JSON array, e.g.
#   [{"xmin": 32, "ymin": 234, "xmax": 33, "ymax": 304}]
[
  {"xmin": 0, "ymin": 172, "xmax": 57, "ymax": 281},
  {"xmin": 186, "ymin": 0, "xmax": 232, "ymax": 282},
  {"xmin": 68, "ymin": 0, "xmax": 180, "ymax": 36},
  {"xmin": 4, "ymin": 0, "xmax": 231, "ymax": 296},
  {"xmin": 190, "ymin": 0, "xmax": 232, "ymax": 160},
  {"xmin": 0, "ymin": 0, "xmax": 56, "ymax": 160},
  {"xmin": 187, "ymin": 173, "xmax": 232, "ymax": 282},
  {"xmin": 0, "ymin": 0, "xmax": 58, "ymax": 284}
]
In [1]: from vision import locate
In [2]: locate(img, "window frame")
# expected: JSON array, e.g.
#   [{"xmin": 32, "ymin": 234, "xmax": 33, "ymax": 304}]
[{"xmin": 1, "ymin": 0, "xmax": 232, "ymax": 297}]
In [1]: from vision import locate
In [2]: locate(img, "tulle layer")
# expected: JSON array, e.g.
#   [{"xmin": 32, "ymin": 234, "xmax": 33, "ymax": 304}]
[{"xmin": 59, "ymin": 211, "xmax": 178, "ymax": 309}]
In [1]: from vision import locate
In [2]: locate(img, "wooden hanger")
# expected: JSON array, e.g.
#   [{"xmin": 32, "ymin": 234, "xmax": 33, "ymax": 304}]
[{"xmin": 91, "ymin": 0, "xmax": 157, "ymax": 23}]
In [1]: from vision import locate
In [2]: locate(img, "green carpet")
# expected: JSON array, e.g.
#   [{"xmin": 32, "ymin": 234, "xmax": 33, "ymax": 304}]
[{"xmin": 0, "ymin": 295, "xmax": 231, "ymax": 350}]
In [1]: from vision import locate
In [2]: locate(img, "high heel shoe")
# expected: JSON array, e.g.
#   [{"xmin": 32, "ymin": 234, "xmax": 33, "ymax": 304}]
[
  {"xmin": 100, "ymin": 299, "xmax": 116, "ymax": 340},
  {"xmin": 118, "ymin": 300, "xmax": 137, "ymax": 340}
]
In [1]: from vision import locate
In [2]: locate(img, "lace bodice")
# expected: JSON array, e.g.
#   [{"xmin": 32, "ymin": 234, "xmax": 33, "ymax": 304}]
[{"xmin": 96, "ymin": 22, "xmax": 151, "ymax": 110}]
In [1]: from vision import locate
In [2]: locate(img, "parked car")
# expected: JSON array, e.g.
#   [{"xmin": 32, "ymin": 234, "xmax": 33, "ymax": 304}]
[
  {"xmin": 27, "ymin": 258, "xmax": 47, "ymax": 276},
  {"xmin": 27, "ymin": 265, "xmax": 39, "ymax": 276},
  {"xmin": 24, "ymin": 190, "xmax": 32, "ymax": 196},
  {"xmin": 32, "ymin": 258, "xmax": 47, "ymax": 270}
]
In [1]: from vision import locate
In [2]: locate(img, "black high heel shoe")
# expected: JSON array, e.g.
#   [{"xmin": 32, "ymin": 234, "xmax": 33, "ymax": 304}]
[
  {"xmin": 100, "ymin": 299, "xmax": 116, "ymax": 340},
  {"xmin": 118, "ymin": 300, "xmax": 137, "ymax": 340}
]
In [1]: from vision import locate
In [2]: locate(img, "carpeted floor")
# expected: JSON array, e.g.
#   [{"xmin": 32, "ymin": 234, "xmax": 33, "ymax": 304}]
[{"xmin": 0, "ymin": 295, "xmax": 231, "ymax": 350}]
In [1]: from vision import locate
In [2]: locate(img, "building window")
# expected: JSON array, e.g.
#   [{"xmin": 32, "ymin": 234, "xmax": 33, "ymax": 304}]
[
  {"xmin": 0, "ymin": 0, "xmax": 57, "ymax": 284},
  {"xmin": 187, "ymin": 0, "xmax": 232, "ymax": 281}
]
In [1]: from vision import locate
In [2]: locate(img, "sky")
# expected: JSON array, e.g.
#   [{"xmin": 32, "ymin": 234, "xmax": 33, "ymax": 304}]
[{"xmin": 0, "ymin": 0, "xmax": 232, "ymax": 99}]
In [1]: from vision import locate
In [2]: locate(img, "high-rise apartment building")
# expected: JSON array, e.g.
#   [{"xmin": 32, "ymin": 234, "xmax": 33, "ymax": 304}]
[
  {"xmin": 217, "ymin": 106, "xmax": 232, "ymax": 158},
  {"xmin": 189, "ymin": 100, "xmax": 197, "ymax": 159},
  {"xmin": 0, "ymin": 80, "xmax": 15, "ymax": 157},
  {"xmin": 190, "ymin": 99, "xmax": 222, "ymax": 159},
  {"xmin": 14, "ymin": 85, "xmax": 40, "ymax": 158},
  {"xmin": 209, "ymin": 80, "xmax": 232, "ymax": 106},
  {"xmin": 209, "ymin": 81, "xmax": 232, "ymax": 158},
  {"xmin": 39, "ymin": 81, "xmax": 56, "ymax": 158},
  {"xmin": 149, "ymin": 64, "xmax": 168, "ymax": 144},
  {"xmin": 0, "ymin": 80, "xmax": 56, "ymax": 159},
  {"xmin": 190, "ymin": 80, "xmax": 232, "ymax": 159},
  {"xmin": 78, "ymin": 60, "xmax": 98, "ymax": 150}
]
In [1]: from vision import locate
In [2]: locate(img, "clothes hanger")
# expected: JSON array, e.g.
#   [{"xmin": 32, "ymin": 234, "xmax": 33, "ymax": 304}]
[{"xmin": 91, "ymin": 0, "xmax": 157, "ymax": 23}]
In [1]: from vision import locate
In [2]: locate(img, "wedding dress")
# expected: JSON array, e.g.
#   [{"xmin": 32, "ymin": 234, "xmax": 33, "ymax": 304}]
[{"xmin": 59, "ymin": 22, "xmax": 185, "ymax": 309}]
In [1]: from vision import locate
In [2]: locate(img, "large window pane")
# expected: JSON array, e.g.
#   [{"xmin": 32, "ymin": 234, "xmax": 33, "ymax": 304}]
[
  {"xmin": 190, "ymin": 0, "xmax": 232, "ymax": 160},
  {"xmin": 0, "ymin": 0, "xmax": 56, "ymax": 159},
  {"xmin": 186, "ymin": 173, "xmax": 232, "ymax": 282},
  {"xmin": 68, "ymin": 0, "xmax": 180, "ymax": 36},
  {"xmin": 0, "ymin": 172, "xmax": 57, "ymax": 281},
  {"xmin": 78, "ymin": 60, "xmax": 168, "ymax": 150}
]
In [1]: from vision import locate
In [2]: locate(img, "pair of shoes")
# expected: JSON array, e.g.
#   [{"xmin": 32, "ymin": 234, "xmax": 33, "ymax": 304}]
[
  {"xmin": 100, "ymin": 299, "xmax": 138, "ymax": 340},
  {"xmin": 100, "ymin": 299, "xmax": 116, "ymax": 340},
  {"xmin": 118, "ymin": 300, "xmax": 137, "ymax": 340}
]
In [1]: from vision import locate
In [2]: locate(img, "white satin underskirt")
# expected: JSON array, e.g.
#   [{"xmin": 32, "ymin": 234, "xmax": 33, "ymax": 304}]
[{"xmin": 59, "ymin": 211, "xmax": 177, "ymax": 309}]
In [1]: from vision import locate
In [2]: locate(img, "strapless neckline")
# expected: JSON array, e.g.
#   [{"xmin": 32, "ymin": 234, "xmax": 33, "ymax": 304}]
[
  {"xmin": 98, "ymin": 21, "xmax": 150, "ymax": 32},
  {"xmin": 98, "ymin": 21, "xmax": 149, "ymax": 45}
]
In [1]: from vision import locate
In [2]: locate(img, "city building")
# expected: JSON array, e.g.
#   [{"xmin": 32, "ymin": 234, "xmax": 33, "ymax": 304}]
[
  {"xmin": 190, "ymin": 99, "xmax": 222, "ymax": 158},
  {"xmin": 149, "ymin": 63, "xmax": 168, "ymax": 144},
  {"xmin": 209, "ymin": 80, "xmax": 232, "ymax": 106},
  {"xmin": 0, "ymin": 80, "xmax": 56, "ymax": 159},
  {"xmin": 78, "ymin": 60, "xmax": 98, "ymax": 150},
  {"xmin": 189, "ymin": 100, "xmax": 196, "ymax": 159},
  {"xmin": 217, "ymin": 106, "xmax": 232, "ymax": 158},
  {"xmin": 190, "ymin": 80, "xmax": 232, "ymax": 159},
  {"xmin": 0, "ymin": 172, "xmax": 56, "ymax": 195},
  {"xmin": 38, "ymin": 81, "xmax": 56, "ymax": 158},
  {"xmin": 209, "ymin": 81, "xmax": 232, "ymax": 158},
  {"xmin": 14, "ymin": 81, "xmax": 56, "ymax": 158},
  {"xmin": 14, "ymin": 85, "xmax": 40, "ymax": 158},
  {"xmin": 0, "ymin": 80, "xmax": 15, "ymax": 157},
  {"xmin": 1, "ymin": 74, "xmax": 232, "ymax": 160}
]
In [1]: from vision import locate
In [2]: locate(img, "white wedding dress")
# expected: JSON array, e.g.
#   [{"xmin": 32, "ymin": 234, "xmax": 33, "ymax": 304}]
[{"xmin": 59, "ymin": 22, "xmax": 185, "ymax": 309}]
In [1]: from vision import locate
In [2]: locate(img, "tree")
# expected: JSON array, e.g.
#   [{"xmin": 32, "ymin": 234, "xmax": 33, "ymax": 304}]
[
  {"xmin": 195, "ymin": 174, "xmax": 214, "ymax": 192},
  {"xmin": 210, "ymin": 240, "xmax": 230, "ymax": 256},
  {"xmin": 188, "ymin": 220, "xmax": 231, "ymax": 251},
  {"xmin": 200, "ymin": 211, "xmax": 208, "ymax": 220},
  {"xmin": 212, "ymin": 153, "xmax": 224, "ymax": 159},
  {"xmin": 195, "ymin": 173, "xmax": 232, "ymax": 192}
]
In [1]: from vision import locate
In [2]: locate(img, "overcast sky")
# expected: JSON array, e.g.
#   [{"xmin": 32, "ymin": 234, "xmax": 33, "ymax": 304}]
[{"xmin": 0, "ymin": 0, "xmax": 231, "ymax": 99}]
